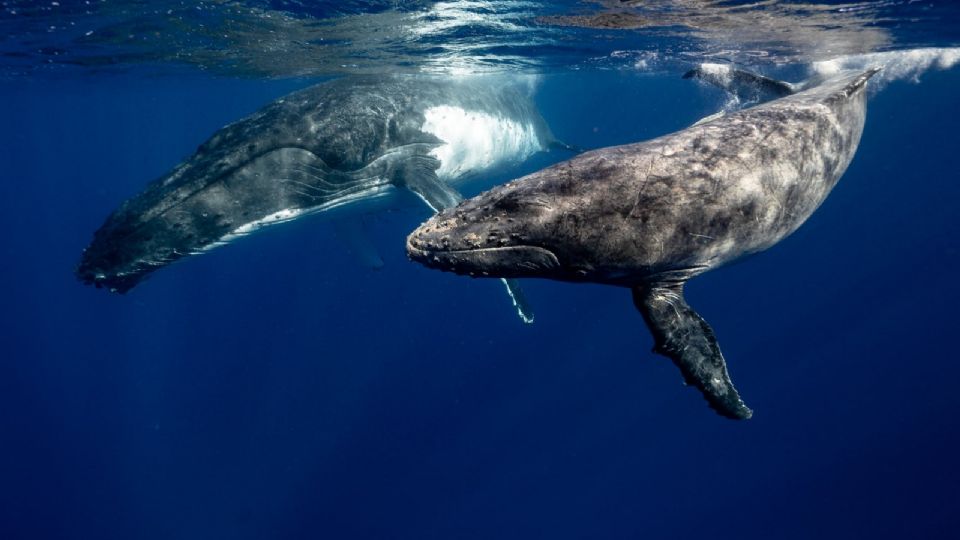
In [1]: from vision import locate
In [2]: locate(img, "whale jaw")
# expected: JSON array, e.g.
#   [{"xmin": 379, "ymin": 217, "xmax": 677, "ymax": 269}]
[{"xmin": 406, "ymin": 238, "xmax": 561, "ymax": 279}]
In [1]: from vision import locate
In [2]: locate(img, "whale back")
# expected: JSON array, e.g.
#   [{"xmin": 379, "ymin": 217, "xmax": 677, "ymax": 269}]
[{"xmin": 586, "ymin": 68, "xmax": 876, "ymax": 281}]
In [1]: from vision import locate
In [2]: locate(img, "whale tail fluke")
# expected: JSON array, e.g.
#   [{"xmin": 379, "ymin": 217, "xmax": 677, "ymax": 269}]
[
  {"xmin": 684, "ymin": 64, "xmax": 797, "ymax": 103},
  {"xmin": 633, "ymin": 283, "xmax": 753, "ymax": 420},
  {"xmin": 685, "ymin": 65, "xmax": 882, "ymax": 107}
]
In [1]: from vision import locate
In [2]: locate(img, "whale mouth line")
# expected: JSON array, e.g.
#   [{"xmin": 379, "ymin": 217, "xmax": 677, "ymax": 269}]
[
  {"xmin": 407, "ymin": 243, "xmax": 552, "ymax": 257},
  {"xmin": 406, "ymin": 241, "xmax": 561, "ymax": 276}
]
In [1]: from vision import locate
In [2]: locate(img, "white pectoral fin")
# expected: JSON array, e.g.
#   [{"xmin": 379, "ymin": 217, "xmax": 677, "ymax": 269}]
[
  {"xmin": 500, "ymin": 278, "xmax": 535, "ymax": 324},
  {"xmin": 332, "ymin": 218, "xmax": 384, "ymax": 270},
  {"xmin": 399, "ymin": 146, "xmax": 536, "ymax": 324}
]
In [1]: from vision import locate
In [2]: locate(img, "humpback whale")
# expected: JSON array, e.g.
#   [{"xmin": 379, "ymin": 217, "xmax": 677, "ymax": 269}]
[
  {"xmin": 77, "ymin": 75, "xmax": 573, "ymax": 322},
  {"xmin": 407, "ymin": 68, "xmax": 879, "ymax": 418}
]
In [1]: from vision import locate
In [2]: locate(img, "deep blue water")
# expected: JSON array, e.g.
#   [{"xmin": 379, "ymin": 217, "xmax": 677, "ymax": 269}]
[{"xmin": 2, "ymin": 2, "xmax": 960, "ymax": 539}]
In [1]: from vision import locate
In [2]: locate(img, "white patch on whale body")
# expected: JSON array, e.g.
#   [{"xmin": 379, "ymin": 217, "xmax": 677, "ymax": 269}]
[
  {"xmin": 195, "ymin": 185, "xmax": 396, "ymax": 254},
  {"xmin": 228, "ymin": 208, "xmax": 304, "ymax": 237},
  {"xmin": 421, "ymin": 105, "xmax": 542, "ymax": 181},
  {"xmin": 812, "ymin": 47, "xmax": 960, "ymax": 90}
]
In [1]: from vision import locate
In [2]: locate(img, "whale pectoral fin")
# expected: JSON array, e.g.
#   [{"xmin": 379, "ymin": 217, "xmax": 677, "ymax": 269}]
[
  {"xmin": 632, "ymin": 283, "xmax": 753, "ymax": 420},
  {"xmin": 400, "ymin": 150, "xmax": 536, "ymax": 324},
  {"xmin": 547, "ymin": 139, "xmax": 585, "ymax": 154},
  {"xmin": 332, "ymin": 218, "xmax": 384, "ymax": 270},
  {"xmin": 499, "ymin": 278, "xmax": 535, "ymax": 324},
  {"xmin": 398, "ymin": 151, "xmax": 462, "ymax": 212}
]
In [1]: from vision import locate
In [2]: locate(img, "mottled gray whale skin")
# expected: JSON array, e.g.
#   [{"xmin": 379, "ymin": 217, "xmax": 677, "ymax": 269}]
[
  {"xmin": 77, "ymin": 75, "xmax": 567, "ymax": 321},
  {"xmin": 408, "ymin": 68, "xmax": 879, "ymax": 419}
]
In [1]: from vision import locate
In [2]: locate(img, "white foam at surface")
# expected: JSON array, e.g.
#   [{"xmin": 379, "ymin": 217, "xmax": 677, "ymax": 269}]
[
  {"xmin": 812, "ymin": 47, "xmax": 960, "ymax": 89},
  {"xmin": 611, "ymin": 50, "xmax": 661, "ymax": 71},
  {"xmin": 421, "ymin": 105, "xmax": 542, "ymax": 181}
]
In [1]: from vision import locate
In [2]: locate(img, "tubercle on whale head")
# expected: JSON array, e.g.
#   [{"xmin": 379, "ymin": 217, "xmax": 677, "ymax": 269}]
[{"xmin": 406, "ymin": 184, "xmax": 565, "ymax": 279}]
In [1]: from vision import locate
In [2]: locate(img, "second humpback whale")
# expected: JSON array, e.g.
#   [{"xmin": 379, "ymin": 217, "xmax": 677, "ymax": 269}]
[
  {"xmin": 77, "ymin": 75, "xmax": 573, "ymax": 322},
  {"xmin": 408, "ymin": 68, "xmax": 879, "ymax": 418}
]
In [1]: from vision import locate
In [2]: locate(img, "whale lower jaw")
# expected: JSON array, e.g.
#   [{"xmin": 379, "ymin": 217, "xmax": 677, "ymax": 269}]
[{"xmin": 406, "ymin": 243, "xmax": 561, "ymax": 278}]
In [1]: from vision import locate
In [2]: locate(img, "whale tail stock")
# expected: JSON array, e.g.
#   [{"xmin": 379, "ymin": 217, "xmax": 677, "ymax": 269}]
[{"xmin": 633, "ymin": 283, "xmax": 753, "ymax": 420}]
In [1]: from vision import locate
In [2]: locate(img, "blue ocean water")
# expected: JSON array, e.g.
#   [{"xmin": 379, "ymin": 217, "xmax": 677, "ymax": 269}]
[{"xmin": 1, "ymin": 2, "xmax": 959, "ymax": 539}]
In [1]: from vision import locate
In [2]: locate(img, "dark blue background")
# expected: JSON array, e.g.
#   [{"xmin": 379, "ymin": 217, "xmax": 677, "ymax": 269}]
[{"xmin": 1, "ymin": 67, "xmax": 958, "ymax": 539}]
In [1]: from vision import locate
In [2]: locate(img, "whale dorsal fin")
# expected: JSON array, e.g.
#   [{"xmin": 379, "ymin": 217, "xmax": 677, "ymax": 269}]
[
  {"xmin": 632, "ymin": 283, "xmax": 753, "ymax": 419},
  {"xmin": 398, "ymin": 145, "xmax": 536, "ymax": 324},
  {"xmin": 684, "ymin": 65, "xmax": 796, "ymax": 103}
]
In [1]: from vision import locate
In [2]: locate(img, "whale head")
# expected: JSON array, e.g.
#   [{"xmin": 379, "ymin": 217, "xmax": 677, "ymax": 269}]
[
  {"xmin": 406, "ymin": 168, "xmax": 609, "ymax": 283},
  {"xmin": 76, "ymin": 218, "xmax": 167, "ymax": 293},
  {"xmin": 74, "ymin": 161, "xmax": 236, "ymax": 294},
  {"xmin": 75, "ymin": 145, "xmax": 347, "ymax": 293}
]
